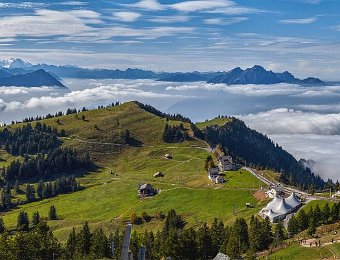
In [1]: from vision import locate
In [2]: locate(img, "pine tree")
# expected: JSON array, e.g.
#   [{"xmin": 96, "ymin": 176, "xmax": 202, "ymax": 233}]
[
  {"xmin": 66, "ymin": 227, "xmax": 77, "ymax": 259},
  {"xmin": 323, "ymin": 203, "xmax": 331, "ymax": 224},
  {"xmin": 307, "ymin": 216, "xmax": 317, "ymax": 236},
  {"xmin": 314, "ymin": 204, "xmax": 322, "ymax": 225},
  {"xmin": 273, "ymin": 221, "xmax": 285, "ymax": 247},
  {"xmin": 78, "ymin": 222, "xmax": 91, "ymax": 255},
  {"xmin": 197, "ymin": 222, "xmax": 213, "ymax": 259},
  {"xmin": 287, "ymin": 215, "xmax": 298, "ymax": 237},
  {"xmin": 0, "ymin": 218, "xmax": 5, "ymax": 233},
  {"xmin": 37, "ymin": 180, "xmax": 45, "ymax": 200},
  {"xmin": 25, "ymin": 184, "xmax": 35, "ymax": 202},
  {"xmin": 90, "ymin": 228, "xmax": 110, "ymax": 259},
  {"xmin": 17, "ymin": 211, "xmax": 29, "ymax": 231},
  {"xmin": 14, "ymin": 180, "xmax": 21, "ymax": 194},
  {"xmin": 32, "ymin": 211, "xmax": 40, "ymax": 226},
  {"xmin": 49, "ymin": 205, "xmax": 57, "ymax": 220},
  {"xmin": 296, "ymin": 208, "xmax": 308, "ymax": 231}
]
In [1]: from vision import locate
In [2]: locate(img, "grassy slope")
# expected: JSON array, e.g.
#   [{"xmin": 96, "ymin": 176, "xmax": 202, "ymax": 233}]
[
  {"xmin": 267, "ymin": 243, "xmax": 332, "ymax": 260},
  {"xmin": 0, "ymin": 102, "xmax": 267, "ymax": 241},
  {"xmin": 196, "ymin": 117, "xmax": 232, "ymax": 129}
]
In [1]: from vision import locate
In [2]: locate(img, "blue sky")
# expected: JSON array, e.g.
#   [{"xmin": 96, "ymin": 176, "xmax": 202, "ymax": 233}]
[{"xmin": 0, "ymin": 0, "xmax": 340, "ymax": 79}]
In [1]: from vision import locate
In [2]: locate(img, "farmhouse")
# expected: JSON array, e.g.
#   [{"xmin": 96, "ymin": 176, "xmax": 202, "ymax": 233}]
[
  {"xmin": 138, "ymin": 183, "xmax": 157, "ymax": 197},
  {"xmin": 208, "ymin": 167, "xmax": 225, "ymax": 184},
  {"xmin": 218, "ymin": 156, "xmax": 237, "ymax": 171},
  {"xmin": 260, "ymin": 192, "xmax": 301, "ymax": 222}
]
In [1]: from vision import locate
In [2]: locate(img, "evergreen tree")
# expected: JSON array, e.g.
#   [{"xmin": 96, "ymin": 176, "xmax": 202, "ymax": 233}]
[
  {"xmin": 90, "ymin": 228, "xmax": 110, "ymax": 259},
  {"xmin": 78, "ymin": 222, "xmax": 91, "ymax": 256},
  {"xmin": 37, "ymin": 180, "xmax": 45, "ymax": 200},
  {"xmin": 178, "ymin": 227, "xmax": 198, "ymax": 259},
  {"xmin": 273, "ymin": 221, "xmax": 285, "ymax": 247},
  {"xmin": 323, "ymin": 203, "xmax": 331, "ymax": 224},
  {"xmin": 32, "ymin": 211, "xmax": 40, "ymax": 226},
  {"xmin": 0, "ymin": 218, "xmax": 5, "ymax": 233},
  {"xmin": 287, "ymin": 215, "xmax": 298, "ymax": 237},
  {"xmin": 17, "ymin": 211, "xmax": 29, "ymax": 231},
  {"xmin": 49, "ymin": 205, "xmax": 57, "ymax": 220},
  {"xmin": 296, "ymin": 208, "xmax": 308, "ymax": 231},
  {"xmin": 307, "ymin": 216, "xmax": 317, "ymax": 236},
  {"xmin": 314, "ymin": 204, "xmax": 322, "ymax": 224},
  {"xmin": 25, "ymin": 184, "xmax": 36, "ymax": 202},
  {"xmin": 197, "ymin": 222, "xmax": 213, "ymax": 259},
  {"xmin": 65, "ymin": 227, "xmax": 77, "ymax": 259}
]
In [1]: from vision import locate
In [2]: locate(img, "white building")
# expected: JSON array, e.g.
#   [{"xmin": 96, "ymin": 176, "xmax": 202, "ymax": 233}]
[
  {"xmin": 218, "ymin": 156, "xmax": 236, "ymax": 171},
  {"xmin": 260, "ymin": 193, "xmax": 301, "ymax": 222},
  {"xmin": 208, "ymin": 167, "xmax": 225, "ymax": 184}
]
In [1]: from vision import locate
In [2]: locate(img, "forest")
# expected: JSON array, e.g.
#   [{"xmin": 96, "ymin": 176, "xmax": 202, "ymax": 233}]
[{"xmin": 203, "ymin": 118, "xmax": 325, "ymax": 189}]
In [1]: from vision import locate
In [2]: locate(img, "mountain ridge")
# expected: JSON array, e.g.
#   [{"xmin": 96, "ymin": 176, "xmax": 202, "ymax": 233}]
[
  {"xmin": 0, "ymin": 69, "xmax": 67, "ymax": 88},
  {"xmin": 0, "ymin": 58, "xmax": 326, "ymax": 86}
]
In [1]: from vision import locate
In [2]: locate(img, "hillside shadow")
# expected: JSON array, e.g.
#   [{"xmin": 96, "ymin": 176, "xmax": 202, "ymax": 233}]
[{"xmin": 128, "ymin": 137, "xmax": 144, "ymax": 147}]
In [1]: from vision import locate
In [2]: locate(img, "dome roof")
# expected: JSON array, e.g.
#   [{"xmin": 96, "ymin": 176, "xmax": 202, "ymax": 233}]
[
  {"xmin": 274, "ymin": 198, "xmax": 292, "ymax": 214},
  {"xmin": 286, "ymin": 192, "xmax": 301, "ymax": 208},
  {"xmin": 266, "ymin": 196, "xmax": 281, "ymax": 210}
]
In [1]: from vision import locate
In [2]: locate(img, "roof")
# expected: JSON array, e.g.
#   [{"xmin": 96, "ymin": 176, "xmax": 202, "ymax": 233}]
[
  {"xmin": 213, "ymin": 253, "xmax": 230, "ymax": 260},
  {"xmin": 139, "ymin": 183, "xmax": 153, "ymax": 190},
  {"xmin": 285, "ymin": 192, "xmax": 301, "ymax": 208},
  {"xmin": 275, "ymin": 198, "xmax": 292, "ymax": 214}
]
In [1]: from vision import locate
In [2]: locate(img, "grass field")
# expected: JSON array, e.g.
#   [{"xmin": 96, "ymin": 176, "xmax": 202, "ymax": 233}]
[
  {"xmin": 196, "ymin": 116, "xmax": 232, "ymax": 129},
  {"xmin": 0, "ymin": 102, "xmax": 268, "ymax": 242},
  {"xmin": 267, "ymin": 243, "xmax": 333, "ymax": 260}
]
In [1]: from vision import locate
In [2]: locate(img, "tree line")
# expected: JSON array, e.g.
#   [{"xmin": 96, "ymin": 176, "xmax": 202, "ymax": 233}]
[
  {"xmin": 163, "ymin": 123, "xmax": 189, "ymax": 143},
  {"xmin": 136, "ymin": 102, "xmax": 192, "ymax": 123},
  {"xmin": 1, "ymin": 176, "xmax": 81, "ymax": 212},
  {"xmin": 0, "ymin": 209, "xmax": 284, "ymax": 259},
  {"xmin": 5, "ymin": 102, "xmax": 121, "ymax": 126},
  {"xmin": 288, "ymin": 202, "xmax": 340, "ymax": 237},
  {"xmin": 4, "ymin": 148, "xmax": 91, "ymax": 182},
  {"xmin": 0, "ymin": 122, "xmax": 64, "ymax": 156}
]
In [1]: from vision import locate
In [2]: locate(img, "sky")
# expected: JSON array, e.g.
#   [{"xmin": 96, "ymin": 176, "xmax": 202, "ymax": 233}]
[{"xmin": 0, "ymin": 0, "xmax": 340, "ymax": 79}]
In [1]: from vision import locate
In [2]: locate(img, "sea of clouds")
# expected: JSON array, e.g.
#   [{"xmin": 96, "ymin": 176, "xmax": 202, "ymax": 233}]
[{"xmin": 0, "ymin": 79, "xmax": 339, "ymax": 180}]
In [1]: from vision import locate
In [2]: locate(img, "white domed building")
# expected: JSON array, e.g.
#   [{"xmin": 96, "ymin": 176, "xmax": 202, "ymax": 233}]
[{"xmin": 260, "ymin": 192, "xmax": 301, "ymax": 222}]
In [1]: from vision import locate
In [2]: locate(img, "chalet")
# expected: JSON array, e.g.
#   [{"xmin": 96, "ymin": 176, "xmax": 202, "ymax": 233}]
[
  {"xmin": 164, "ymin": 154, "xmax": 173, "ymax": 160},
  {"xmin": 138, "ymin": 183, "xmax": 157, "ymax": 197},
  {"xmin": 208, "ymin": 167, "xmax": 225, "ymax": 184},
  {"xmin": 218, "ymin": 156, "xmax": 237, "ymax": 171},
  {"xmin": 153, "ymin": 172, "xmax": 164, "ymax": 178}
]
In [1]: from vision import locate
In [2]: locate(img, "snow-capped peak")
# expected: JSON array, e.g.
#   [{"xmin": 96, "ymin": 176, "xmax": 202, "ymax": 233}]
[{"xmin": 0, "ymin": 58, "xmax": 33, "ymax": 69}]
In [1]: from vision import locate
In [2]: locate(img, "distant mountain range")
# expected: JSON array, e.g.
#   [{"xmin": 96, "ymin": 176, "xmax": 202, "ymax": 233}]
[
  {"xmin": 0, "ymin": 58, "xmax": 327, "ymax": 87},
  {"xmin": 0, "ymin": 68, "xmax": 66, "ymax": 88},
  {"xmin": 207, "ymin": 65, "xmax": 326, "ymax": 86}
]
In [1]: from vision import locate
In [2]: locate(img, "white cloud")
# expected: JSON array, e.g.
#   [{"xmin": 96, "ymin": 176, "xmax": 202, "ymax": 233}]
[
  {"xmin": 279, "ymin": 17, "xmax": 317, "ymax": 24},
  {"xmin": 169, "ymin": 0, "xmax": 233, "ymax": 12},
  {"xmin": 240, "ymin": 108, "xmax": 340, "ymax": 135},
  {"xmin": 204, "ymin": 17, "xmax": 248, "ymax": 25},
  {"xmin": 147, "ymin": 15, "xmax": 190, "ymax": 23},
  {"xmin": 130, "ymin": 0, "xmax": 164, "ymax": 11},
  {"xmin": 113, "ymin": 11, "xmax": 141, "ymax": 22},
  {"xmin": 0, "ymin": 9, "xmax": 101, "ymax": 38}
]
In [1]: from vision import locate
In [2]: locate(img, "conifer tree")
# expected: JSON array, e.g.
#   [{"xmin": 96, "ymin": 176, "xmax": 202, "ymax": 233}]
[
  {"xmin": 32, "ymin": 211, "xmax": 40, "ymax": 226},
  {"xmin": 17, "ymin": 211, "xmax": 29, "ymax": 231},
  {"xmin": 0, "ymin": 218, "xmax": 5, "ymax": 233},
  {"xmin": 49, "ymin": 205, "xmax": 57, "ymax": 220}
]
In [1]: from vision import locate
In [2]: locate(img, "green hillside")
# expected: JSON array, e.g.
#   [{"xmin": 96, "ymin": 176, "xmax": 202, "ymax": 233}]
[{"xmin": 0, "ymin": 101, "xmax": 267, "ymax": 242}]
